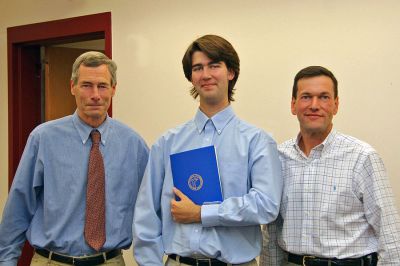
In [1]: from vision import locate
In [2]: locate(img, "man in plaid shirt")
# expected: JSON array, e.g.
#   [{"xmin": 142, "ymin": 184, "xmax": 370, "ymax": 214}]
[{"xmin": 261, "ymin": 66, "xmax": 400, "ymax": 266}]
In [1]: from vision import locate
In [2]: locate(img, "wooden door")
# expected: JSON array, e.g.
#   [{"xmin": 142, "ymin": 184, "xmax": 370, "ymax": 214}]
[{"xmin": 45, "ymin": 47, "xmax": 89, "ymax": 121}]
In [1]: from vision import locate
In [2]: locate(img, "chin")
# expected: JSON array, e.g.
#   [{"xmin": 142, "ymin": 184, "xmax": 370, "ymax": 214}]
[
  {"xmin": 307, "ymin": 127, "xmax": 329, "ymax": 134},
  {"xmin": 86, "ymin": 111, "xmax": 105, "ymax": 119}
]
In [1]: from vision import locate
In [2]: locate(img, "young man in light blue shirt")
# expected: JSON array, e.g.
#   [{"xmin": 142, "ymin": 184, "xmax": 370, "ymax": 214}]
[{"xmin": 133, "ymin": 35, "xmax": 282, "ymax": 266}]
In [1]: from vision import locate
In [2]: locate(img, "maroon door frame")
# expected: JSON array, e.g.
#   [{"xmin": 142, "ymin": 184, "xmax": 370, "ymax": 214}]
[{"xmin": 7, "ymin": 12, "xmax": 112, "ymax": 266}]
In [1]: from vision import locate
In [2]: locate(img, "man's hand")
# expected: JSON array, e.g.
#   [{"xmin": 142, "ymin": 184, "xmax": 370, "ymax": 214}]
[{"xmin": 171, "ymin": 188, "xmax": 201, "ymax": 223}]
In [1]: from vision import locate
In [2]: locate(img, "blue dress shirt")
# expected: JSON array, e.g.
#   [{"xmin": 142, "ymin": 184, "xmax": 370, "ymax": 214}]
[
  {"xmin": 0, "ymin": 112, "xmax": 149, "ymax": 266},
  {"xmin": 133, "ymin": 106, "xmax": 282, "ymax": 265}
]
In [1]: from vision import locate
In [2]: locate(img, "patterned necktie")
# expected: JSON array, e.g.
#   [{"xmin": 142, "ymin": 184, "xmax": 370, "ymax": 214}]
[{"xmin": 84, "ymin": 130, "xmax": 106, "ymax": 251}]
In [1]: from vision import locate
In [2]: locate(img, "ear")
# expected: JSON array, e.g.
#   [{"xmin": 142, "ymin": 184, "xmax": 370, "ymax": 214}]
[
  {"xmin": 228, "ymin": 69, "xmax": 235, "ymax": 81},
  {"xmin": 70, "ymin": 80, "xmax": 76, "ymax": 96},
  {"xmin": 333, "ymin": 96, "xmax": 339, "ymax": 115},
  {"xmin": 291, "ymin": 98, "xmax": 297, "ymax": 115},
  {"xmin": 111, "ymin": 84, "xmax": 116, "ymax": 97}
]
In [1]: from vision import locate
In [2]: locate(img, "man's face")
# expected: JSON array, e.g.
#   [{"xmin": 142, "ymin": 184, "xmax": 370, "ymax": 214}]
[
  {"xmin": 291, "ymin": 75, "xmax": 339, "ymax": 136},
  {"xmin": 71, "ymin": 64, "xmax": 115, "ymax": 127},
  {"xmin": 190, "ymin": 51, "xmax": 234, "ymax": 107}
]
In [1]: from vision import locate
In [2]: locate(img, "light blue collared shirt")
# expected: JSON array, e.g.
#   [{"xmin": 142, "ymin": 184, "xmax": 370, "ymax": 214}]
[
  {"xmin": 133, "ymin": 106, "xmax": 282, "ymax": 265},
  {"xmin": 0, "ymin": 112, "xmax": 149, "ymax": 266}
]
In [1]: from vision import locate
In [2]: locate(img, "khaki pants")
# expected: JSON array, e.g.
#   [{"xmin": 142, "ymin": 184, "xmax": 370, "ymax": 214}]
[
  {"xmin": 165, "ymin": 257, "xmax": 258, "ymax": 266},
  {"xmin": 30, "ymin": 252, "xmax": 125, "ymax": 266}
]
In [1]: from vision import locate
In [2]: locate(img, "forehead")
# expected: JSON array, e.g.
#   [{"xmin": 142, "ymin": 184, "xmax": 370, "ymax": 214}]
[
  {"xmin": 191, "ymin": 51, "xmax": 224, "ymax": 65},
  {"xmin": 191, "ymin": 51, "xmax": 212, "ymax": 64},
  {"xmin": 297, "ymin": 75, "xmax": 335, "ymax": 94},
  {"xmin": 78, "ymin": 64, "xmax": 111, "ymax": 82}
]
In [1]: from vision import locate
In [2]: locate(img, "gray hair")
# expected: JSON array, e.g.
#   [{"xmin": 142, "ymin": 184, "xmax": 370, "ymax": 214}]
[{"xmin": 71, "ymin": 51, "xmax": 117, "ymax": 86}]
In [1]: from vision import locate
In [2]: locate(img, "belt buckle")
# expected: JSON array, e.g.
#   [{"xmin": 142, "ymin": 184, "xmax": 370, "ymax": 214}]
[
  {"xmin": 303, "ymin": 255, "xmax": 315, "ymax": 266},
  {"xmin": 196, "ymin": 258, "xmax": 212, "ymax": 266},
  {"xmin": 364, "ymin": 254, "xmax": 372, "ymax": 266}
]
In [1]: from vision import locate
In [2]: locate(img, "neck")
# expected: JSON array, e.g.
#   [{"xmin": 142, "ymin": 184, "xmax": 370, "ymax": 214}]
[
  {"xmin": 298, "ymin": 125, "xmax": 332, "ymax": 156},
  {"xmin": 199, "ymin": 101, "xmax": 229, "ymax": 118},
  {"xmin": 78, "ymin": 113, "xmax": 107, "ymax": 128}
]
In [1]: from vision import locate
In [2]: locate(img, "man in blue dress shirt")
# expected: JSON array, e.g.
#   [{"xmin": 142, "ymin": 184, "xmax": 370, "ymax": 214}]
[
  {"xmin": 133, "ymin": 35, "xmax": 282, "ymax": 265},
  {"xmin": 0, "ymin": 51, "xmax": 149, "ymax": 266}
]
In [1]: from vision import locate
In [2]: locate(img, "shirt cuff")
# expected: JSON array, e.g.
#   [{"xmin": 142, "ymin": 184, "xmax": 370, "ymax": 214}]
[
  {"xmin": 201, "ymin": 203, "xmax": 220, "ymax": 227},
  {"xmin": 0, "ymin": 259, "xmax": 18, "ymax": 266}
]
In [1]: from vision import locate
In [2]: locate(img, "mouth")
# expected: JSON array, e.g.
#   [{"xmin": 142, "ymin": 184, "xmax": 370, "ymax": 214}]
[
  {"xmin": 305, "ymin": 114, "xmax": 323, "ymax": 120},
  {"xmin": 201, "ymin": 83, "xmax": 216, "ymax": 89}
]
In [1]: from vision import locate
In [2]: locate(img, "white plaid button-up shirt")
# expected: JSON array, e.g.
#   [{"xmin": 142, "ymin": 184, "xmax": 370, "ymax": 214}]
[{"xmin": 261, "ymin": 130, "xmax": 400, "ymax": 265}]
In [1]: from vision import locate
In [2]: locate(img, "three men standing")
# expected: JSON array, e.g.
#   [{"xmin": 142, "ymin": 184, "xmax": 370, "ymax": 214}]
[{"xmin": 1, "ymin": 40, "xmax": 399, "ymax": 266}]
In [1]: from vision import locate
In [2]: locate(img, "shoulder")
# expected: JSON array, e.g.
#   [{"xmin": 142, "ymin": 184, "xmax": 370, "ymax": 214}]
[
  {"xmin": 155, "ymin": 120, "xmax": 194, "ymax": 145},
  {"xmin": 235, "ymin": 118, "xmax": 277, "ymax": 144},
  {"xmin": 109, "ymin": 118, "xmax": 143, "ymax": 138},
  {"xmin": 327, "ymin": 132, "xmax": 384, "ymax": 173},
  {"xmin": 108, "ymin": 118, "xmax": 148, "ymax": 147},
  {"xmin": 278, "ymin": 138, "xmax": 296, "ymax": 153},
  {"xmin": 333, "ymin": 131, "xmax": 377, "ymax": 155},
  {"xmin": 278, "ymin": 138, "xmax": 296, "ymax": 151},
  {"xmin": 277, "ymin": 137, "xmax": 297, "ymax": 159},
  {"xmin": 18, "ymin": 116, "xmax": 75, "ymax": 153},
  {"xmin": 30, "ymin": 115, "xmax": 74, "ymax": 137}
]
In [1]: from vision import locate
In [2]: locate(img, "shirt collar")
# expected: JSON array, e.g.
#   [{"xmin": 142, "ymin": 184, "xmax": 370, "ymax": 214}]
[
  {"xmin": 194, "ymin": 105, "xmax": 235, "ymax": 135},
  {"xmin": 294, "ymin": 128, "xmax": 337, "ymax": 155},
  {"xmin": 72, "ymin": 111, "xmax": 110, "ymax": 145}
]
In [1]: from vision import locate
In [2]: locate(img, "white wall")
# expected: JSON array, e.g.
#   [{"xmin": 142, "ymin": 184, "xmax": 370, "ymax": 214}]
[{"xmin": 1, "ymin": 1, "xmax": 400, "ymax": 265}]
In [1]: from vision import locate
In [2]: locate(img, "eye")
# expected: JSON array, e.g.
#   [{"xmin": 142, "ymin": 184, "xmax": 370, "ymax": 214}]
[
  {"xmin": 301, "ymin": 95, "xmax": 311, "ymax": 100},
  {"xmin": 320, "ymin": 95, "xmax": 330, "ymax": 101},
  {"xmin": 98, "ymin": 84, "xmax": 109, "ymax": 90},
  {"xmin": 192, "ymin": 65, "xmax": 203, "ymax": 72},
  {"xmin": 81, "ymin": 83, "xmax": 92, "ymax": 89},
  {"xmin": 209, "ymin": 63, "xmax": 220, "ymax": 69}
]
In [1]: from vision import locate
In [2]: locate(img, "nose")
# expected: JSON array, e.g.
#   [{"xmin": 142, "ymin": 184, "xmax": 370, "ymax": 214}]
[
  {"xmin": 91, "ymin": 86, "xmax": 101, "ymax": 101},
  {"xmin": 201, "ymin": 66, "xmax": 212, "ymax": 79},
  {"xmin": 310, "ymin": 96, "xmax": 319, "ymax": 110}
]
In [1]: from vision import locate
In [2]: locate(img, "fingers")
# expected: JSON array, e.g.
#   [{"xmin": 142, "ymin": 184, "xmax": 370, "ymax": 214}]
[
  {"xmin": 173, "ymin": 187, "xmax": 188, "ymax": 201},
  {"xmin": 171, "ymin": 187, "xmax": 201, "ymax": 223}
]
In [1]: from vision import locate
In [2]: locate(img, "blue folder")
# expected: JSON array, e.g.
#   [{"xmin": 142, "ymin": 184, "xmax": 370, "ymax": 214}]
[{"xmin": 170, "ymin": 145, "xmax": 223, "ymax": 205}]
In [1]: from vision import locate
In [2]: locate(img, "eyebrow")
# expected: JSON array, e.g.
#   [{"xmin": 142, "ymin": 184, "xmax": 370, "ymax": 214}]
[
  {"xmin": 79, "ymin": 81, "xmax": 110, "ymax": 86},
  {"xmin": 191, "ymin": 60, "xmax": 222, "ymax": 69},
  {"xmin": 300, "ymin": 91, "xmax": 331, "ymax": 96}
]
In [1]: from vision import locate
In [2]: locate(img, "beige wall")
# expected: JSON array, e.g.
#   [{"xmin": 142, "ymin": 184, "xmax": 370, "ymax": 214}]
[{"xmin": 1, "ymin": 1, "xmax": 400, "ymax": 265}]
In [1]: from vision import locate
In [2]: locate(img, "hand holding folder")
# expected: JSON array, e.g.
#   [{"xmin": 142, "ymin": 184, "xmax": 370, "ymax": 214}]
[{"xmin": 170, "ymin": 187, "xmax": 202, "ymax": 223}]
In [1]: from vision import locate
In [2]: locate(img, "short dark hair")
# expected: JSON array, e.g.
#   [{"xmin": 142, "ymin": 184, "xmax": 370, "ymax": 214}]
[
  {"xmin": 71, "ymin": 51, "xmax": 117, "ymax": 86},
  {"xmin": 292, "ymin": 66, "xmax": 338, "ymax": 99},
  {"xmin": 182, "ymin": 35, "xmax": 240, "ymax": 102}
]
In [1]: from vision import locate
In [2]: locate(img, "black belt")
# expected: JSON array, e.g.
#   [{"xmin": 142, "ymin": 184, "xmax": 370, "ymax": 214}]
[
  {"xmin": 35, "ymin": 248, "xmax": 121, "ymax": 266},
  {"xmin": 288, "ymin": 252, "xmax": 378, "ymax": 266},
  {"xmin": 168, "ymin": 254, "xmax": 228, "ymax": 266}
]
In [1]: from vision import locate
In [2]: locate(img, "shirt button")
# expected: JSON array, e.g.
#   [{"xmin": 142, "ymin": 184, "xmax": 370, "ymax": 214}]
[{"xmin": 218, "ymin": 130, "xmax": 221, "ymax": 134}]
